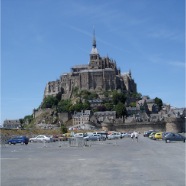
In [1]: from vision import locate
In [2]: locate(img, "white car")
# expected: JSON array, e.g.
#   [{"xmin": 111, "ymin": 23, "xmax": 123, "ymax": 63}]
[
  {"xmin": 107, "ymin": 132, "xmax": 121, "ymax": 140},
  {"xmin": 74, "ymin": 133, "xmax": 84, "ymax": 137},
  {"xmin": 29, "ymin": 135, "xmax": 51, "ymax": 143}
]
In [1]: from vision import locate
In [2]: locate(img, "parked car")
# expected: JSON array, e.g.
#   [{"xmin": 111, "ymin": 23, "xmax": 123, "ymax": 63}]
[
  {"xmin": 162, "ymin": 132, "xmax": 171, "ymax": 140},
  {"xmin": 149, "ymin": 132, "xmax": 157, "ymax": 140},
  {"xmin": 164, "ymin": 133, "xmax": 185, "ymax": 143},
  {"xmin": 122, "ymin": 133, "xmax": 131, "ymax": 137},
  {"xmin": 84, "ymin": 134, "xmax": 102, "ymax": 141},
  {"xmin": 48, "ymin": 135, "xmax": 60, "ymax": 142},
  {"xmin": 154, "ymin": 132, "xmax": 163, "ymax": 140},
  {"xmin": 143, "ymin": 130, "xmax": 155, "ymax": 137},
  {"xmin": 93, "ymin": 132, "xmax": 108, "ymax": 139},
  {"xmin": 29, "ymin": 135, "xmax": 51, "ymax": 143},
  {"xmin": 120, "ymin": 132, "xmax": 129, "ymax": 138},
  {"xmin": 74, "ymin": 133, "xmax": 84, "ymax": 137},
  {"xmin": 107, "ymin": 132, "xmax": 121, "ymax": 140},
  {"xmin": 7, "ymin": 136, "xmax": 29, "ymax": 145}
]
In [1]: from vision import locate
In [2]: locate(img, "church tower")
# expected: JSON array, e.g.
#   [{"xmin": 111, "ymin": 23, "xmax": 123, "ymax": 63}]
[{"xmin": 89, "ymin": 29, "xmax": 100, "ymax": 69}]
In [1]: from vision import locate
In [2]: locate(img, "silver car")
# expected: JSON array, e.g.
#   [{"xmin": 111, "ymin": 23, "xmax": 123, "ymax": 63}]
[
  {"xmin": 107, "ymin": 132, "xmax": 121, "ymax": 140},
  {"xmin": 84, "ymin": 134, "xmax": 101, "ymax": 141},
  {"xmin": 29, "ymin": 135, "xmax": 51, "ymax": 143}
]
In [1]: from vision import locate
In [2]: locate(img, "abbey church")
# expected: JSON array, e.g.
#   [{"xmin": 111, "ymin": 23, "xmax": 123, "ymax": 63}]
[{"xmin": 44, "ymin": 32, "xmax": 137, "ymax": 99}]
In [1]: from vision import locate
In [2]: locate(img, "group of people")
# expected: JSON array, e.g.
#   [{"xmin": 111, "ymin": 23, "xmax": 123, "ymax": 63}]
[{"xmin": 131, "ymin": 131, "xmax": 139, "ymax": 142}]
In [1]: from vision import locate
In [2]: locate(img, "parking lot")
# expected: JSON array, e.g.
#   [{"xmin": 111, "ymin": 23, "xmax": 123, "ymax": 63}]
[{"xmin": 1, "ymin": 135, "xmax": 185, "ymax": 186}]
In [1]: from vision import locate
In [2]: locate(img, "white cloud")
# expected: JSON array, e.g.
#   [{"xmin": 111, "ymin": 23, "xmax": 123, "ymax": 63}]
[
  {"xmin": 168, "ymin": 61, "xmax": 185, "ymax": 68},
  {"xmin": 147, "ymin": 55, "xmax": 185, "ymax": 68},
  {"xmin": 147, "ymin": 29, "xmax": 183, "ymax": 42}
]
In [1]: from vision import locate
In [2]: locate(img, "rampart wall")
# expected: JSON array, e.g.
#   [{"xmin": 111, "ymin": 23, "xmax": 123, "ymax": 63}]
[
  {"xmin": 114, "ymin": 122, "xmax": 166, "ymax": 133},
  {"xmin": 105, "ymin": 119, "xmax": 185, "ymax": 133}
]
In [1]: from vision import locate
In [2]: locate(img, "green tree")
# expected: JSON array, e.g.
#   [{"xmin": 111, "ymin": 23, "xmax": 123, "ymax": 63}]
[
  {"xmin": 113, "ymin": 102, "xmax": 126, "ymax": 118},
  {"xmin": 41, "ymin": 96, "xmax": 58, "ymax": 108},
  {"xmin": 19, "ymin": 119, "xmax": 24, "ymax": 129},
  {"xmin": 70, "ymin": 102, "xmax": 84, "ymax": 112},
  {"xmin": 130, "ymin": 92, "xmax": 142, "ymax": 99},
  {"xmin": 112, "ymin": 91, "xmax": 126, "ymax": 105},
  {"xmin": 104, "ymin": 102, "xmax": 114, "ymax": 111},
  {"xmin": 89, "ymin": 92, "xmax": 98, "ymax": 99},
  {"xmin": 24, "ymin": 115, "xmax": 33, "ymax": 124},
  {"xmin": 83, "ymin": 101, "xmax": 91, "ymax": 110},
  {"xmin": 79, "ymin": 90, "xmax": 98, "ymax": 100},
  {"xmin": 57, "ymin": 99, "xmax": 72, "ymax": 112},
  {"xmin": 129, "ymin": 102, "xmax": 136, "ymax": 107},
  {"xmin": 103, "ymin": 91, "xmax": 109, "ymax": 97},
  {"xmin": 154, "ymin": 97, "xmax": 163, "ymax": 111},
  {"xmin": 60, "ymin": 123, "xmax": 68, "ymax": 134}
]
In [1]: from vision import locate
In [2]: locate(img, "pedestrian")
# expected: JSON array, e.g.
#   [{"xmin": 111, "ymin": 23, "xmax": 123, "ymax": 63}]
[
  {"xmin": 133, "ymin": 131, "xmax": 139, "ymax": 142},
  {"xmin": 131, "ymin": 132, "xmax": 134, "ymax": 141}
]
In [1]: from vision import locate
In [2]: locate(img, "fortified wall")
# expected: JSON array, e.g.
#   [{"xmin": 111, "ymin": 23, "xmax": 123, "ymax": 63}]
[{"xmin": 101, "ymin": 119, "xmax": 185, "ymax": 133}]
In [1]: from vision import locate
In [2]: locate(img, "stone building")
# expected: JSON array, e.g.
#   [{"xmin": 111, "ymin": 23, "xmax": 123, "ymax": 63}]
[
  {"xmin": 72, "ymin": 110, "xmax": 91, "ymax": 126},
  {"xmin": 93, "ymin": 111, "xmax": 116, "ymax": 123},
  {"xmin": 3, "ymin": 119, "xmax": 21, "ymax": 129},
  {"xmin": 44, "ymin": 31, "xmax": 137, "ymax": 99}
]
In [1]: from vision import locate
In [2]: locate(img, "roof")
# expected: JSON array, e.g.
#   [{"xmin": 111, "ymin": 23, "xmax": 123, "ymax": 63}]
[
  {"xmin": 94, "ymin": 111, "xmax": 116, "ymax": 115},
  {"xmin": 72, "ymin": 65, "xmax": 89, "ymax": 69},
  {"xmin": 3, "ymin": 120, "xmax": 21, "ymax": 125},
  {"xmin": 80, "ymin": 68, "xmax": 114, "ymax": 73},
  {"xmin": 91, "ymin": 47, "xmax": 99, "ymax": 54}
]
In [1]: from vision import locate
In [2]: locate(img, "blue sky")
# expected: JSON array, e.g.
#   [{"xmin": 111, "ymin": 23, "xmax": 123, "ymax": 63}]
[{"xmin": 1, "ymin": 0, "xmax": 185, "ymax": 124}]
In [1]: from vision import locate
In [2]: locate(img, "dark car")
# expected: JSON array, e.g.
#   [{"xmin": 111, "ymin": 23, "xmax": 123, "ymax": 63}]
[
  {"xmin": 7, "ymin": 136, "xmax": 29, "ymax": 145},
  {"xmin": 162, "ymin": 132, "xmax": 171, "ymax": 140},
  {"xmin": 164, "ymin": 133, "xmax": 185, "ymax": 143},
  {"xmin": 143, "ymin": 130, "xmax": 155, "ymax": 137}
]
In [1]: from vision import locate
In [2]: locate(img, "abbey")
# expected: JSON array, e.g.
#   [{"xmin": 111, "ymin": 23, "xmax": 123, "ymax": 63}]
[{"xmin": 44, "ymin": 32, "xmax": 137, "ymax": 99}]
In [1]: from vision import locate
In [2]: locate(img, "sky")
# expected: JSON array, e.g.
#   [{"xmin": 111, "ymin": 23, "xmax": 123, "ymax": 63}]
[{"xmin": 1, "ymin": 0, "xmax": 185, "ymax": 125}]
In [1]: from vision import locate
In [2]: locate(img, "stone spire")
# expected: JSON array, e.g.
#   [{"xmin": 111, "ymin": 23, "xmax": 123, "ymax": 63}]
[
  {"xmin": 91, "ymin": 28, "xmax": 98, "ymax": 54},
  {"xmin": 92, "ymin": 28, "xmax": 96, "ymax": 48}
]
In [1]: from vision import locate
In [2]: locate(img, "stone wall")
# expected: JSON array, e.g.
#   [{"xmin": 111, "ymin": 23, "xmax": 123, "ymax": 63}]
[
  {"xmin": 34, "ymin": 108, "xmax": 53, "ymax": 118},
  {"xmin": 111, "ymin": 118, "xmax": 184, "ymax": 133},
  {"xmin": 113, "ymin": 122, "xmax": 166, "ymax": 133},
  {"xmin": 165, "ymin": 118, "xmax": 185, "ymax": 133},
  {"xmin": 58, "ymin": 112, "xmax": 71, "ymax": 123}
]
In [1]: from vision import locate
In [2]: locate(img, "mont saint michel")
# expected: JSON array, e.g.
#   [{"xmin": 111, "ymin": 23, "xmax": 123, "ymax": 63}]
[
  {"xmin": 3, "ymin": 32, "xmax": 185, "ymax": 133},
  {"xmin": 44, "ymin": 32, "xmax": 136, "ymax": 99}
]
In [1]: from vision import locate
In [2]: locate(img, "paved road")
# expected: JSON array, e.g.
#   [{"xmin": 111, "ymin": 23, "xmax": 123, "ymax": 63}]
[{"xmin": 1, "ymin": 136, "xmax": 185, "ymax": 186}]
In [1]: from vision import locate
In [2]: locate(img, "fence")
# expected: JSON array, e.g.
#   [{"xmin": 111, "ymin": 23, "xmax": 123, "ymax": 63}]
[{"xmin": 68, "ymin": 137, "xmax": 87, "ymax": 147}]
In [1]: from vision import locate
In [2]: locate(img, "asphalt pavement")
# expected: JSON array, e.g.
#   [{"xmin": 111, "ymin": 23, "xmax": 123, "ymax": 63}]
[{"xmin": 1, "ymin": 135, "xmax": 186, "ymax": 186}]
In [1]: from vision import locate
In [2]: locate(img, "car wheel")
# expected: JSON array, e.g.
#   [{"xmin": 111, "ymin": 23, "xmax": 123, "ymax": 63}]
[{"xmin": 183, "ymin": 139, "xmax": 185, "ymax": 143}]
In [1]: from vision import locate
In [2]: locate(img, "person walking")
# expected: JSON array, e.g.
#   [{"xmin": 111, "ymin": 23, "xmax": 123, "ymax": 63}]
[
  {"xmin": 131, "ymin": 132, "xmax": 134, "ymax": 141},
  {"xmin": 133, "ymin": 131, "xmax": 139, "ymax": 142}
]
